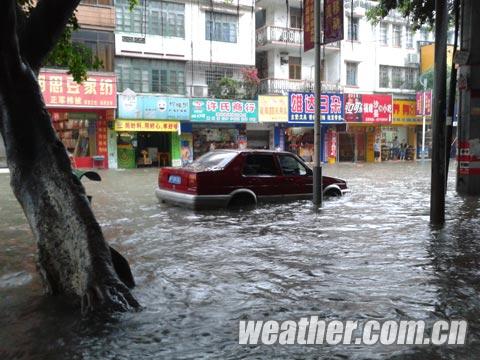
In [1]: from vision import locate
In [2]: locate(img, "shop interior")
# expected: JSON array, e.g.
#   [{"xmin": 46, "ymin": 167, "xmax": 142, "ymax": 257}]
[
  {"xmin": 117, "ymin": 132, "xmax": 171, "ymax": 168},
  {"xmin": 285, "ymin": 128, "xmax": 314, "ymax": 162},
  {"xmin": 52, "ymin": 112, "xmax": 98, "ymax": 158},
  {"xmin": 193, "ymin": 127, "xmax": 240, "ymax": 159}
]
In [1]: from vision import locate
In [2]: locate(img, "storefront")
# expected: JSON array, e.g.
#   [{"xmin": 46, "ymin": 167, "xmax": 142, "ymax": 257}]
[
  {"xmin": 343, "ymin": 93, "xmax": 393, "ymax": 162},
  {"xmin": 415, "ymin": 90, "xmax": 433, "ymax": 159},
  {"xmin": 115, "ymin": 92, "xmax": 188, "ymax": 168},
  {"xmin": 189, "ymin": 99, "xmax": 257, "ymax": 159},
  {"xmin": 288, "ymin": 92, "xmax": 344, "ymax": 163},
  {"xmin": 257, "ymin": 95, "xmax": 288, "ymax": 149},
  {"xmin": 40, "ymin": 70, "xmax": 116, "ymax": 168}
]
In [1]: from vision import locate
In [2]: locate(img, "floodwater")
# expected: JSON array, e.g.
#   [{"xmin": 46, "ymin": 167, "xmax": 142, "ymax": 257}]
[{"xmin": 1, "ymin": 162, "xmax": 480, "ymax": 359}]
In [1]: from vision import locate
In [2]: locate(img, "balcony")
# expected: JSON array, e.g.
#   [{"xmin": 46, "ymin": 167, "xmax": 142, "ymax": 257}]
[
  {"xmin": 258, "ymin": 78, "xmax": 342, "ymax": 95},
  {"xmin": 256, "ymin": 26, "xmax": 302, "ymax": 50},
  {"xmin": 76, "ymin": 3, "xmax": 115, "ymax": 31}
]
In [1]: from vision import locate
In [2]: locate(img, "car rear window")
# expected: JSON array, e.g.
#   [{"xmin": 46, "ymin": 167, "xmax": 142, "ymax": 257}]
[{"xmin": 192, "ymin": 151, "xmax": 237, "ymax": 169}]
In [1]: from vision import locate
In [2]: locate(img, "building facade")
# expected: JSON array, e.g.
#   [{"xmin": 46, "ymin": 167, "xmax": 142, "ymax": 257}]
[
  {"xmin": 255, "ymin": 0, "xmax": 433, "ymax": 163},
  {"xmin": 113, "ymin": 0, "xmax": 257, "ymax": 167}
]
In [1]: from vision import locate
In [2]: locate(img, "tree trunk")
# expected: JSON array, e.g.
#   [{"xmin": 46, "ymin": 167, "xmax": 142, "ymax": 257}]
[{"xmin": 0, "ymin": 0, "xmax": 139, "ymax": 312}]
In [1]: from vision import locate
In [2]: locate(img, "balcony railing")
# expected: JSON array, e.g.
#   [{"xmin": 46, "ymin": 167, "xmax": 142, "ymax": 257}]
[
  {"xmin": 256, "ymin": 26, "xmax": 303, "ymax": 47},
  {"xmin": 258, "ymin": 78, "xmax": 342, "ymax": 95}
]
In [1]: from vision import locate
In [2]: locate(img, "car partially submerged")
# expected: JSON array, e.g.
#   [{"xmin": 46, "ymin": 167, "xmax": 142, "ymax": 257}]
[{"xmin": 156, "ymin": 149, "xmax": 349, "ymax": 210}]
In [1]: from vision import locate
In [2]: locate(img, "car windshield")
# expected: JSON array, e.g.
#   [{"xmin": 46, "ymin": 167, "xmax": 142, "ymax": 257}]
[{"xmin": 191, "ymin": 151, "xmax": 237, "ymax": 169}]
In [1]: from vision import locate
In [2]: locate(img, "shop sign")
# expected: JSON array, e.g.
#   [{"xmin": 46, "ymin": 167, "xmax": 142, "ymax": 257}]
[
  {"xmin": 393, "ymin": 100, "xmax": 427, "ymax": 125},
  {"xmin": 258, "ymin": 96, "xmax": 288, "ymax": 122},
  {"xmin": 190, "ymin": 99, "xmax": 258, "ymax": 123},
  {"xmin": 325, "ymin": 127, "xmax": 337, "ymax": 158},
  {"xmin": 362, "ymin": 94, "xmax": 393, "ymax": 124},
  {"xmin": 118, "ymin": 94, "xmax": 189, "ymax": 120},
  {"xmin": 288, "ymin": 92, "xmax": 344, "ymax": 124},
  {"xmin": 324, "ymin": 0, "xmax": 344, "ymax": 44},
  {"xmin": 344, "ymin": 93, "xmax": 392, "ymax": 124},
  {"xmin": 39, "ymin": 71, "xmax": 116, "ymax": 108},
  {"xmin": 416, "ymin": 91, "xmax": 432, "ymax": 116},
  {"xmin": 115, "ymin": 120, "xmax": 179, "ymax": 132},
  {"xmin": 304, "ymin": 0, "xmax": 314, "ymax": 52},
  {"xmin": 344, "ymin": 93, "xmax": 363, "ymax": 122}
]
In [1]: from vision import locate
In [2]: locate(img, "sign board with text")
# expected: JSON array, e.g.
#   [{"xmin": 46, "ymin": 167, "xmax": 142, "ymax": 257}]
[
  {"xmin": 258, "ymin": 96, "xmax": 288, "ymax": 122},
  {"xmin": 190, "ymin": 99, "xmax": 258, "ymax": 123},
  {"xmin": 324, "ymin": 0, "xmax": 344, "ymax": 44},
  {"xmin": 39, "ymin": 71, "xmax": 116, "ymax": 108},
  {"xmin": 304, "ymin": 0, "xmax": 314, "ymax": 52},
  {"xmin": 288, "ymin": 92, "xmax": 344, "ymax": 124},
  {"xmin": 118, "ymin": 93, "xmax": 189, "ymax": 120}
]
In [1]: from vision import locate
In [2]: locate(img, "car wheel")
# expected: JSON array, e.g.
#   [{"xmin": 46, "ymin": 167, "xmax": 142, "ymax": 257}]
[
  {"xmin": 324, "ymin": 188, "xmax": 342, "ymax": 197},
  {"xmin": 228, "ymin": 193, "xmax": 256, "ymax": 210}
]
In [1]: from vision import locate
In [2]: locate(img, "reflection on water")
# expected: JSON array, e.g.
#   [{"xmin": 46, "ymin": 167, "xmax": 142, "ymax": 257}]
[{"xmin": 1, "ymin": 163, "xmax": 480, "ymax": 359}]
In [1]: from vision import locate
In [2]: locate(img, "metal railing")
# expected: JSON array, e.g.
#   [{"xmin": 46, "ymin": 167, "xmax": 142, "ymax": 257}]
[
  {"xmin": 256, "ymin": 26, "xmax": 303, "ymax": 47},
  {"xmin": 258, "ymin": 78, "xmax": 342, "ymax": 95}
]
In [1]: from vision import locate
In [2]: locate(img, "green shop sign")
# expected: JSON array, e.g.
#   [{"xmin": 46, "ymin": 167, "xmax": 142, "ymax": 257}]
[{"xmin": 190, "ymin": 99, "xmax": 258, "ymax": 123}]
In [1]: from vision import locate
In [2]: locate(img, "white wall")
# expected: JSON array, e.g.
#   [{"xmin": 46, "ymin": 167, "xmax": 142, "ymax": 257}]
[{"xmin": 116, "ymin": 0, "xmax": 255, "ymax": 66}]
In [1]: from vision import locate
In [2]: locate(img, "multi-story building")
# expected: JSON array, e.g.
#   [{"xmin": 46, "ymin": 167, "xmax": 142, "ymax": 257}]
[
  {"xmin": 255, "ymin": 0, "xmax": 434, "ymax": 162},
  {"xmin": 113, "ymin": 0, "xmax": 257, "ymax": 166}
]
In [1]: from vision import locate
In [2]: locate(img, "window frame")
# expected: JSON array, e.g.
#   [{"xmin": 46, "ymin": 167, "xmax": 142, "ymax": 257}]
[
  {"xmin": 205, "ymin": 11, "xmax": 238, "ymax": 43},
  {"xmin": 277, "ymin": 154, "xmax": 309, "ymax": 176},
  {"xmin": 346, "ymin": 61, "xmax": 358, "ymax": 86},
  {"xmin": 242, "ymin": 154, "xmax": 280, "ymax": 177}
]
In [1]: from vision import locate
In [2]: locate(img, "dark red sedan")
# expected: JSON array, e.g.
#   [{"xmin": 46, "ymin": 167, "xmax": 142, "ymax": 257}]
[{"xmin": 156, "ymin": 150, "xmax": 349, "ymax": 209}]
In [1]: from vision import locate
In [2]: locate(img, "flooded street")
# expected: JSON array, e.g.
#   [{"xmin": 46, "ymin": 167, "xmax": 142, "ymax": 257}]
[{"xmin": 1, "ymin": 162, "xmax": 480, "ymax": 359}]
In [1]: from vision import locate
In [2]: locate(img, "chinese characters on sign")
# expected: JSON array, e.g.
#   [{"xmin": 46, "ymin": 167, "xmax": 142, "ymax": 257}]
[
  {"xmin": 115, "ymin": 120, "xmax": 180, "ymax": 132},
  {"xmin": 304, "ymin": 0, "xmax": 314, "ymax": 52},
  {"xmin": 324, "ymin": 0, "xmax": 344, "ymax": 44},
  {"xmin": 258, "ymin": 96, "xmax": 288, "ymax": 122},
  {"xmin": 344, "ymin": 93, "xmax": 393, "ymax": 124},
  {"xmin": 288, "ymin": 92, "xmax": 344, "ymax": 124},
  {"xmin": 190, "ymin": 99, "xmax": 258, "ymax": 123},
  {"xmin": 39, "ymin": 71, "xmax": 116, "ymax": 108},
  {"xmin": 118, "ymin": 94, "xmax": 190, "ymax": 120},
  {"xmin": 96, "ymin": 120, "xmax": 108, "ymax": 155},
  {"xmin": 393, "ymin": 100, "xmax": 426, "ymax": 125},
  {"xmin": 416, "ymin": 91, "xmax": 432, "ymax": 116}
]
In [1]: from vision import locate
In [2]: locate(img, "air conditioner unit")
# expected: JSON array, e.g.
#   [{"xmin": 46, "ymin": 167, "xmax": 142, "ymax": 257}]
[
  {"xmin": 192, "ymin": 85, "xmax": 208, "ymax": 98},
  {"xmin": 406, "ymin": 53, "xmax": 419, "ymax": 65}
]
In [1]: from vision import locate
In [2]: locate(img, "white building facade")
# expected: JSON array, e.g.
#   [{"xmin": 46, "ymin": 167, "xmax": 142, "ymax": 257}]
[{"xmin": 255, "ymin": 0, "xmax": 434, "ymax": 162}]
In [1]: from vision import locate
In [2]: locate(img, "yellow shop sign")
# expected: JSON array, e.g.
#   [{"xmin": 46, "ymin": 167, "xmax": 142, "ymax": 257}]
[{"xmin": 115, "ymin": 120, "xmax": 180, "ymax": 132}]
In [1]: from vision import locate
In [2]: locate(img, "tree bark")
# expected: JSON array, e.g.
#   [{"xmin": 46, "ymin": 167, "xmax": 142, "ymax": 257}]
[{"xmin": 0, "ymin": 0, "xmax": 140, "ymax": 312}]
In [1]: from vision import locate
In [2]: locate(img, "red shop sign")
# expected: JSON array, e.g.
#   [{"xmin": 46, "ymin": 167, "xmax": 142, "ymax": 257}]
[
  {"xmin": 39, "ymin": 71, "xmax": 117, "ymax": 109},
  {"xmin": 362, "ymin": 94, "xmax": 392, "ymax": 124}
]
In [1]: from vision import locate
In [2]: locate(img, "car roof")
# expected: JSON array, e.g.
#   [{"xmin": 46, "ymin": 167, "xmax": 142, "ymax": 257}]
[{"xmin": 212, "ymin": 149, "xmax": 294, "ymax": 156}]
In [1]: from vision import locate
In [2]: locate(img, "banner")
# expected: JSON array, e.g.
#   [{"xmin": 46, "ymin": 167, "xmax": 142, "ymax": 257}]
[
  {"xmin": 344, "ymin": 93, "xmax": 363, "ymax": 122},
  {"xmin": 190, "ymin": 99, "xmax": 257, "ymax": 123},
  {"xmin": 115, "ymin": 120, "xmax": 179, "ymax": 132},
  {"xmin": 304, "ymin": 0, "xmax": 314, "ymax": 52},
  {"xmin": 39, "ymin": 71, "xmax": 116, "ymax": 108},
  {"xmin": 288, "ymin": 92, "xmax": 344, "ymax": 124},
  {"xmin": 416, "ymin": 91, "xmax": 432, "ymax": 116},
  {"xmin": 258, "ymin": 96, "xmax": 288, "ymax": 122},
  {"xmin": 118, "ymin": 93, "xmax": 189, "ymax": 120},
  {"xmin": 324, "ymin": 0, "xmax": 344, "ymax": 44}
]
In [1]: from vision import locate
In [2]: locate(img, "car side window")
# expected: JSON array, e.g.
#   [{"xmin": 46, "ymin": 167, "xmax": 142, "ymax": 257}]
[
  {"xmin": 242, "ymin": 154, "xmax": 278, "ymax": 176},
  {"xmin": 278, "ymin": 155, "xmax": 308, "ymax": 176}
]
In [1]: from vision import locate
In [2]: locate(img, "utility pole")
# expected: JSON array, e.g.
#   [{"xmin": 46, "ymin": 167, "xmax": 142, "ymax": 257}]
[
  {"xmin": 313, "ymin": 0, "xmax": 323, "ymax": 207},
  {"xmin": 430, "ymin": 0, "xmax": 448, "ymax": 226}
]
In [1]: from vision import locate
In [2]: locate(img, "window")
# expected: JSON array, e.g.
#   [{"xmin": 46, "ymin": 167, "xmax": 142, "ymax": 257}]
[
  {"xmin": 379, "ymin": 65, "xmax": 389, "ymax": 88},
  {"xmin": 290, "ymin": 7, "xmax": 302, "ymax": 29},
  {"xmin": 289, "ymin": 57, "xmax": 301, "ymax": 80},
  {"xmin": 194, "ymin": 151, "xmax": 237, "ymax": 169},
  {"xmin": 346, "ymin": 62, "xmax": 358, "ymax": 86},
  {"xmin": 243, "ymin": 155, "xmax": 278, "ymax": 176},
  {"xmin": 205, "ymin": 12, "xmax": 238, "ymax": 43},
  {"xmin": 115, "ymin": 57, "xmax": 186, "ymax": 94},
  {"xmin": 406, "ymin": 29, "xmax": 413, "ymax": 48},
  {"xmin": 392, "ymin": 25, "xmax": 402, "ymax": 47},
  {"xmin": 278, "ymin": 155, "xmax": 308, "ymax": 176},
  {"xmin": 379, "ymin": 22, "xmax": 388, "ymax": 45},
  {"xmin": 71, "ymin": 30, "xmax": 114, "ymax": 71},
  {"xmin": 347, "ymin": 17, "xmax": 359, "ymax": 41},
  {"xmin": 116, "ymin": 0, "xmax": 185, "ymax": 38},
  {"xmin": 421, "ymin": 28, "xmax": 430, "ymax": 41},
  {"xmin": 378, "ymin": 66, "xmax": 418, "ymax": 89}
]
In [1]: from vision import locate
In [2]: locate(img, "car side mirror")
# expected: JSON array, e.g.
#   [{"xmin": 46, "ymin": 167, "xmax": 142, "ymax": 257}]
[{"xmin": 306, "ymin": 168, "xmax": 313, "ymax": 176}]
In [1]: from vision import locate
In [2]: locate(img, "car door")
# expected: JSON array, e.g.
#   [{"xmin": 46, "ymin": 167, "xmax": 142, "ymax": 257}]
[
  {"xmin": 240, "ymin": 153, "xmax": 281, "ymax": 199},
  {"xmin": 277, "ymin": 153, "xmax": 313, "ymax": 199}
]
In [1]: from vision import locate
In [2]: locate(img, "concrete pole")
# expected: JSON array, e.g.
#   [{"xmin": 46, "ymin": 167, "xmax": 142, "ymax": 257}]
[
  {"xmin": 430, "ymin": 0, "xmax": 448, "ymax": 226},
  {"xmin": 313, "ymin": 0, "xmax": 323, "ymax": 207}
]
